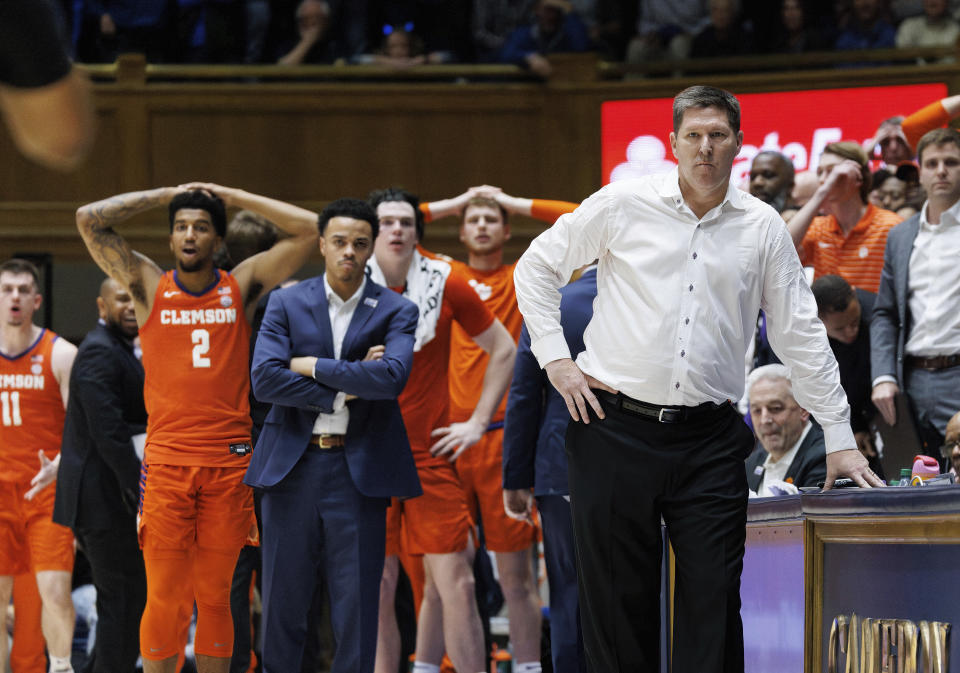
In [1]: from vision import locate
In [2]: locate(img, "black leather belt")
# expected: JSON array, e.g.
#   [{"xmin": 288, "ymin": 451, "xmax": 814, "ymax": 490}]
[
  {"xmin": 309, "ymin": 434, "xmax": 345, "ymax": 449},
  {"xmin": 905, "ymin": 354, "xmax": 960, "ymax": 371},
  {"xmin": 595, "ymin": 389, "xmax": 725, "ymax": 424}
]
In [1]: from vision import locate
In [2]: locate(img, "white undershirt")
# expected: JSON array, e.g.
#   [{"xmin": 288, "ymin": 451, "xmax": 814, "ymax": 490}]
[
  {"xmin": 311, "ymin": 276, "xmax": 365, "ymax": 435},
  {"xmin": 904, "ymin": 199, "xmax": 960, "ymax": 357}
]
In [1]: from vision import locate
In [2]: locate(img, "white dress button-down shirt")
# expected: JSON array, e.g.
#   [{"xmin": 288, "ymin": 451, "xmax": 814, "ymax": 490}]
[
  {"xmin": 905, "ymin": 199, "xmax": 960, "ymax": 357},
  {"xmin": 514, "ymin": 169, "xmax": 855, "ymax": 454},
  {"xmin": 311, "ymin": 276, "xmax": 365, "ymax": 435}
]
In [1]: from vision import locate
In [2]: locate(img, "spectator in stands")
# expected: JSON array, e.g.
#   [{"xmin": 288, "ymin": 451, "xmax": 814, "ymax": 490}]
[
  {"xmin": 944, "ymin": 410, "xmax": 960, "ymax": 477},
  {"xmin": 870, "ymin": 167, "xmax": 920, "ymax": 218},
  {"xmin": 790, "ymin": 171, "xmax": 819, "ymax": 210},
  {"xmin": 787, "ymin": 141, "xmax": 902, "ymax": 292},
  {"xmin": 353, "ymin": 23, "xmax": 452, "ymax": 66},
  {"xmin": 749, "ymin": 150, "xmax": 795, "ymax": 214},
  {"xmin": 369, "ymin": 1, "xmax": 472, "ymax": 62},
  {"xmin": 74, "ymin": 0, "xmax": 170, "ymax": 63},
  {"xmin": 745, "ymin": 365, "xmax": 829, "ymax": 495},
  {"xmin": 277, "ymin": 0, "xmax": 334, "ymax": 64},
  {"xmin": 174, "ymin": 0, "xmax": 246, "ymax": 63},
  {"xmin": 770, "ymin": 0, "xmax": 833, "ymax": 53},
  {"xmin": 690, "ymin": 0, "xmax": 755, "ymax": 57},
  {"xmin": 835, "ymin": 0, "xmax": 896, "ymax": 50},
  {"xmin": 811, "ymin": 275, "xmax": 883, "ymax": 476},
  {"xmin": 499, "ymin": 0, "xmax": 591, "ymax": 77},
  {"xmin": 624, "ymin": 0, "xmax": 709, "ymax": 73},
  {"xmin": 275, "ymin": 0, "xmax": 369, "ymax": 64},
  {"xmin": 895, "ymin": 0, "xmax": 960, "ymax": 51},
  {"xmin": 872, "ymin": 127, "xmax": 960, "ymax": 455},
  {"xmin": 473, "ymin": 0, "xmax": 536, "ymax": 62},
  {"xmin": 575, "ymin": 0, "xmax": 635, "ymax": 59},
  {"xmin": 866, "ymin": 116, "xmax": 915, "ymax": 166}
]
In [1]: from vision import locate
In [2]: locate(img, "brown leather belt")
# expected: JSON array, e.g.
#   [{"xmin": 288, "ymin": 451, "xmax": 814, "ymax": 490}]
[
  {"xmin": 309, "ymin": 434, "xmax": 345, "ymax": 449},
  {"xmin": 905, "ymin": 354, "xmax": 960, "ymax": 371}
]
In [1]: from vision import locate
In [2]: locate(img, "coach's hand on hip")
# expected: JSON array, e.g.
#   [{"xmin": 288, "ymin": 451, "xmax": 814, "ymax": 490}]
[
  {"xmin": 824, "ymin": 448, "xmax": 886, "ymax": 490},
  {"xmin": 545, "ymin": 358, "xmax": 615, "ymax": 424}
]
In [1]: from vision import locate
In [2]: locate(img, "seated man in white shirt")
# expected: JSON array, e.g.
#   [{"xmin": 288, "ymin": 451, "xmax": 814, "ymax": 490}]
[{"xmin": 745, "ymin": 364, "xmax": 828, "ymax": 495}]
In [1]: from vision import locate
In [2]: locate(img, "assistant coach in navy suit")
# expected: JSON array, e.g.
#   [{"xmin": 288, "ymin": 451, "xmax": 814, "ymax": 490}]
[
  {"xmin": 246, "ymin": 198, "xmax": 421, "ymax": 673},
  {"xmin": 503, "ymin": 264, "xmax": 596, "ymax": 673}
]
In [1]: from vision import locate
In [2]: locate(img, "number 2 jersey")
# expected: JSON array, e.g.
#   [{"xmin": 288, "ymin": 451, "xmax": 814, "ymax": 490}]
[
  {"xmin": 139, "ymin": 270, "xmax": 252, "ymax": 467},
  {"xmin": 0, "ymin": 329, "xmax": 64, "ymax": 484}
]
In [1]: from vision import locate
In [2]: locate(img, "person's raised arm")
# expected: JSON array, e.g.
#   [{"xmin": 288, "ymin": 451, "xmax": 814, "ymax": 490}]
[
  {"xmin": 785, "ymin": 160, "xmax": 862, "ymax": 254},
  {"xmin": 76, "ymin": 189, "xmax": 172, "ymax": 319},
  {"xmin": 0, "ymin": 0, "xmax": 95, "ymax": 170},
  {"xmin": 180, "ymin": 183, "xmax": 319, "ymax": 319},
  {"xmin": 422, "ymin": 185, "xmax": 501, "ymax": 220},
  {"xmin": 0, "ymin": 69, "xmax": 94, "ymax": 171},
  {"xmin": 430, "ymin": 318, "xmax": 516, "ymax": 462}
]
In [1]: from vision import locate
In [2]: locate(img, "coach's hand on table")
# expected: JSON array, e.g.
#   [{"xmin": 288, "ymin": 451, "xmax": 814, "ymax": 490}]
[
  {"xmin": 430, "ymin": 418, "xmax": 485, "ymax": 462},
  {"xmin": 25, "ymin": 451, "xmax": 59, "ymax": 500},
  {"xmin": 503, "ymin": 489, "xmax": 535, "ymax": 526},
  {"xmin": 823, "ymin": 448, "xmax": 886, "ymax": 490},
  {"xmin": 545, "ymin": 358, "xmax": 614, "ymax": 424}
]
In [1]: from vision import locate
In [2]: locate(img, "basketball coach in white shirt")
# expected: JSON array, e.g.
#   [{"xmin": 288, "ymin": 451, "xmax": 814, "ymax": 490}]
[{"xmin": 513, "ymin": 85, "xmax": 884, "ymax": 672}]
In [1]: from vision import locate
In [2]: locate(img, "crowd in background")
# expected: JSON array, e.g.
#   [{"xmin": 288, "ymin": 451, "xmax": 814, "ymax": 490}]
[{"xmin": 35, "ymin": 0, "xmax": 960, "ymax": 72}]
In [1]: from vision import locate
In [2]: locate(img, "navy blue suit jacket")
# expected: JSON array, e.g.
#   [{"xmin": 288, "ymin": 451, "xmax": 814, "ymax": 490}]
[
  {"xmin": 871, "ymin": 214, "xmax": 920, "ymax": 386},
  {"xmin": 503, "ymin": 267, "xmax": 597, "ymax": 496},
  {"xmin": 245, "ymin": 276, "xmax": 422, "ymax": 499}
]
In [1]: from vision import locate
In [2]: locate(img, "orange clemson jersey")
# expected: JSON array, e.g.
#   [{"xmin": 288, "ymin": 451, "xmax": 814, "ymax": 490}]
[
  {"xmin": 139, "ymin": 270, "xmax": 252, "ymax": 467},
  {"xmin": 0, "ymin": 329, "xmax": 65, "ymax": 483}
]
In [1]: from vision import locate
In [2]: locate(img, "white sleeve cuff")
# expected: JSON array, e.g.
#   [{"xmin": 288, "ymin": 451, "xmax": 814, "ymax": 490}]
[
  {"xmin": 871, "ymin": 374, "xmax": 898, "ymax": 387},
  {"xmin": 821, "ymin": 421, "xmax": 858, "ymax": 455},
  {"xmin": 530, "ymin": 331, "xmax": 572, "ymax": 369}
]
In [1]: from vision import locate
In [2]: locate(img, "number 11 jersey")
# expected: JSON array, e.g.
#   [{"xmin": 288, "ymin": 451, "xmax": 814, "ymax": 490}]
[{"xmin": 140, "ymin": 270, "xmax": 252, "ymax": 467}]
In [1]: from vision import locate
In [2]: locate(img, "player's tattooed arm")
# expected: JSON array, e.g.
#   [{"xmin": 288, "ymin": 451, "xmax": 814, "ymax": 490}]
[{"xmin": 76, "ymin": 188, "xmax": 171, "ymax": 310}]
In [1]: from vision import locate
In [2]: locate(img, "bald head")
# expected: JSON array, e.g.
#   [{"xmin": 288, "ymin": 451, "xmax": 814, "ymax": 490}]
[
  {"xmin": 944, "ymin": 411, "xmax": 960, "ymax": 475},
  {"xmin": 97, "ymin": 277, "xmax": 139, "ymax": 338}
]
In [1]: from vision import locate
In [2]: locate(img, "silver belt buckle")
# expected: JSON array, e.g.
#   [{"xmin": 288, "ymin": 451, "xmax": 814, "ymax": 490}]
[{"xmin": 658, "ymin": 408, "xmax": 667, "ymax": 423}]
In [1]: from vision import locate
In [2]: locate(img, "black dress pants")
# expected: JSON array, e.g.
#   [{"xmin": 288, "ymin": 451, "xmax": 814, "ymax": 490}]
[
  {"xmin": 77, "ymin": 522, "xmax": 147, "ymax": 673},
  {"xmin": 566, "ymin": 397, "xmax": 753, "ymax": 673}
]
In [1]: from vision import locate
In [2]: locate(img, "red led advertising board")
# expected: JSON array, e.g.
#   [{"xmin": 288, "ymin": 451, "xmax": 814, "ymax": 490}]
[{"xmin": 601, "ymin": 83, "xmax": 947, "ymax": 187}]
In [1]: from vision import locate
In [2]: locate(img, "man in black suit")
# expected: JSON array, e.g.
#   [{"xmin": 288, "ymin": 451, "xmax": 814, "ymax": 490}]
[
  {"xmin": 744, "ymin": 364, "xmax": 827, "ymax": 495},
  {"xmin": 53, "ymin": 277, "xmax": 147, "ymax": 673},
  {"xmin": 811, "ymin": 274, "xmax": 882, "ymax": 475}
]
